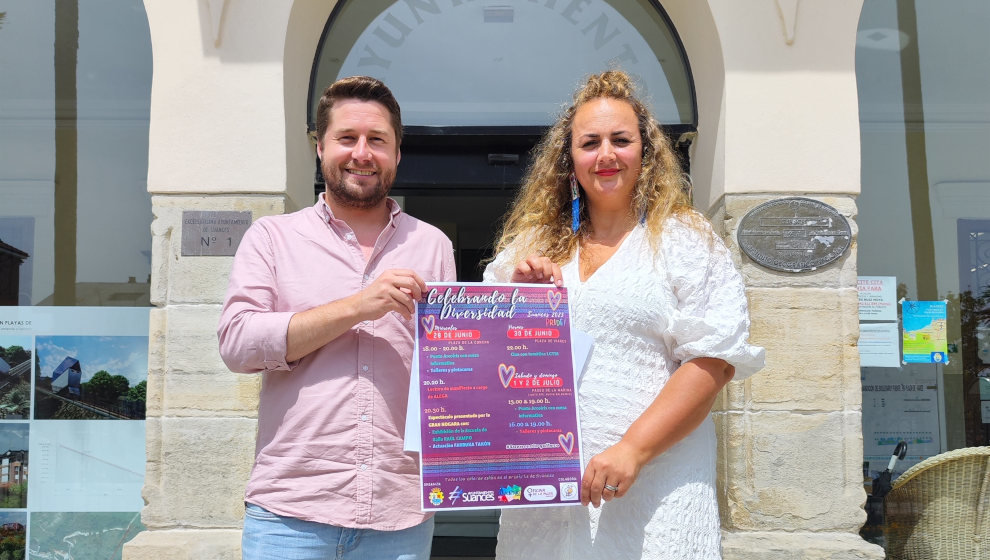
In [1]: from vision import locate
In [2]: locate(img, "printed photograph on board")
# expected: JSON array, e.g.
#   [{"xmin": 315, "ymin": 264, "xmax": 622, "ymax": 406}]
[
  {"xmin": 0, "ymin": 511, "xmax": 26, "ymax": 560},
  {"xmin": 0, "ymin": 336, "xmax": 32, "ymax": 420},
  {"xmin": 0, "ymin": 217, "xmax": 34, "ymax": 307},
  {"xmin": 33, "ymin": 336, "xmax": 147, "ymax": 420},
  {"xmin": 29, "ymin": 512, "xmax": 143, "ymax": 560},
  {"xmin": 0, "ymin": 424, "xmax": 29, "ymax": 509}
]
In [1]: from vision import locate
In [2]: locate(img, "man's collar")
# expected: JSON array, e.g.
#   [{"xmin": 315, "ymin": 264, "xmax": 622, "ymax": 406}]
[{"xmin": 318, "ymin": 192, "xmax": 401, "ymax": 225}]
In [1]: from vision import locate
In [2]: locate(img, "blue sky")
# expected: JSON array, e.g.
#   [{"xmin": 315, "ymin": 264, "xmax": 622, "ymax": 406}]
[
  {"xmin": 36, "ymin": 335, "xmax": 148, "ymax": 386},
  {"xmin": 0, "ymin": 424, "xmax": 28, "ymax": 453},
  {"xmin": 0, "ymin": 511, "xmax": 26, "ymax": 526},
  {"xmin": 0, "ymin": 335, "xmax": 32, "ymax": 362}
]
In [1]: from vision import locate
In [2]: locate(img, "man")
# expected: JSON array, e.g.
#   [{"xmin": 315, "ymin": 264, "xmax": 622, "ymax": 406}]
[{"xmin": 218, "ymin": 76, "xmax": 455, "ymax": 560}]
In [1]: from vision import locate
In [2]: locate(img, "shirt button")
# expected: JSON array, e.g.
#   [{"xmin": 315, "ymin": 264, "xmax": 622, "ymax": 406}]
[
  {"xmin": 360, "ymin": 464, "xmax": 368, "ymax": 471},
  {"xmin": 361, "ymin": 414, "xmax": 369, "ymax": 421},
  {"xmin": 362, "ymin": 365, "xmax": 369, "ymax": 372}
]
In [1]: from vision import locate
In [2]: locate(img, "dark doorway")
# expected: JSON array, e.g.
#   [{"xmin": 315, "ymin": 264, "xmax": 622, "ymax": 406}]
[{"xmin": 396, "ymin": 127, "xmax": 545, "ymax": 280}]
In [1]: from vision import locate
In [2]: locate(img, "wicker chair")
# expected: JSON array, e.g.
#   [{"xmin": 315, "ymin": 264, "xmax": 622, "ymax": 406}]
[{"xmin": 883, "ymin": 446, "xmax": 990, "ymax": 559}]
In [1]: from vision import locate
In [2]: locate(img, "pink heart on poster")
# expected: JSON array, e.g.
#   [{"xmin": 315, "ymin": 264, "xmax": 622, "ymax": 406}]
[
  {"xmin": 558, "ymin": 432, "xmax": 575, "ymax": 455},
  {"xmin": 421, "ymin": 315, "xmax": 436, "ymax": 334},
  {"xmin": 547, "ymin": 290, "xmax": 562, "ymax": 312},
  {"xmin": 498, "ymin": 363, "xmax": 516, "ymax": 388}
]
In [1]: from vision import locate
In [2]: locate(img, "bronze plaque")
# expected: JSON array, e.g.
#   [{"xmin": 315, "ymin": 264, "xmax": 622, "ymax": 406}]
[
  {"xmin": 737, "ymin": 198, "xmax": 851, "ymax": 272},
  {"xmin": 180, "ymin": 211, "xmax": 252, "ymax": 256}
]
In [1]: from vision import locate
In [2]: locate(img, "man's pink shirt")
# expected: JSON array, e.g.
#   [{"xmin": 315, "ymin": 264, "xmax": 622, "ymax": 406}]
[{"xmin": 218, "ymin": 195, "xmax": 455, "ymax": 530}]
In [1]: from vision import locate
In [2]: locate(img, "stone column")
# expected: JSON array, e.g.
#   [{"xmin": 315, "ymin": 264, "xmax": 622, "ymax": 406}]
[
  {"xmin": 716, "ymin": 195, "xmax": 881, "ymax": 559},
  {"xmin": 665, "ymin": 0, "xmax": 884, "ymax": 557},
  {"xmin": 123, "ymin": 0, "xmax": 321, "ymax": 556},
  {"xmin": 124, "ymin": 0, "xmax": 886, "ymax": 557}
]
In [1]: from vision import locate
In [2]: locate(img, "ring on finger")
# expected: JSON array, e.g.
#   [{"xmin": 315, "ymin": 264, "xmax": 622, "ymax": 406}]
[{"xmin": 604, "ymin": 484, "xmax": 619, "ymax": 492}]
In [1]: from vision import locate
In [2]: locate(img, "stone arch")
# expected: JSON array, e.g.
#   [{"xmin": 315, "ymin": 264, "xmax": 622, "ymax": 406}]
[
  {"xmin": 662, "ymin": 1, "xmax": 726, "ymax": 211},
  {"xmin": 282, "ymin": 1, "xmax": 341, "ymax": 207}
]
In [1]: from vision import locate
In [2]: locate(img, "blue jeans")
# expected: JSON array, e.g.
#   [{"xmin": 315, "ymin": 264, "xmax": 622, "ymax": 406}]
[{"xmin": 242, "ymin": 503, "xmax": 434, "ymax": 560}]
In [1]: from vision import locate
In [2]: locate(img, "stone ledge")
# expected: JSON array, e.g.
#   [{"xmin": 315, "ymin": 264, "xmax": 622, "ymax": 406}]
[
  {"xmin": 722, "ymin": 531, "xmax": 884, "ymax": 560},
  {"xmin": 123, "ymin": 528, "xmax": 241, "ymax": 560}
]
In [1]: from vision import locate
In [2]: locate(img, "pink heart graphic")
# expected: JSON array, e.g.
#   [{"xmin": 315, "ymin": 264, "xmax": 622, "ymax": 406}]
[
  {"xmin": 547, "ymin": 290, "xmax": 562, "ymax": 312},
  {"xmin": 558, "ymin": 432, "xmax": 575, "ymax": 455},
  {"xmin": 421, "ymin": 315, "xmax": 436, "ymax": 335},
  {"xmin": 498, "ymin": 363, "xmax": 516, "ymax": 388}
]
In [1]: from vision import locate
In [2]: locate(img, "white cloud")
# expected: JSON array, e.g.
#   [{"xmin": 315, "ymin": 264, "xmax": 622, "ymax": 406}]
[{"xmin": 37, "ymin": 339, "xmax": 79, "ymax": 379}]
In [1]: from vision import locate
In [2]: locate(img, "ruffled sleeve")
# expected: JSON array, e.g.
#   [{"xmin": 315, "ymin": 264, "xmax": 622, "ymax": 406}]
[{"xmin": 662, "ymin": 217, "xmax": 765, "ymax": 381}]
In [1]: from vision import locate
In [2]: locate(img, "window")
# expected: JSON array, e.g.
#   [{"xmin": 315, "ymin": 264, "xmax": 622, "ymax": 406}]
[
  {"xmin": 0, "ymin": 1, "xmax": 153, "ymax": 307},
  {"xmin": 310, "ymin": 0, "xmax": 695, "ymax": 128}
]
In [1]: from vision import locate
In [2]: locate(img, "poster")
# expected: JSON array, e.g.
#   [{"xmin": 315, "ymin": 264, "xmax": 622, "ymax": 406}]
[
  {"xmin": 900, "ymin": 300, "xmax": 948, "ymax": 364},
  {"xmin": 0, "ymin": 306, "xmax": 148, "ymax": 560},
  {"xmin": 861, "ymin": 367, "xmax": 941, "ymax": 478},
  {"xmin": 857, "ymin": 276, "xmax": 897, "ymax": 321},
  {"xmin": 858, "ymin": 323, "xmax": 900, "ymax": 368},
  {"xmin": 414, "ymin": 284, "xmax": 583, "ymax": 511}
]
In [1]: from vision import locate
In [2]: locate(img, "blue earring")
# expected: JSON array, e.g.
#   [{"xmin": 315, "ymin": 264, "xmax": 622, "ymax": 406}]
[{"xmin": 570, "ymin": 173, "xmax": 580, "ymax": 233}]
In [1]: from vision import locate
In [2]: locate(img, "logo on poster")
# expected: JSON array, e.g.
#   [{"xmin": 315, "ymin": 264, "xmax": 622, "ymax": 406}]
[
  {"xmin": 448, "ymin": 486, "xmax": 464, "ymax": 505},
  {"xmin": 429, "ymin": 488, "xmax": 445, "ymax": 506},
  {"xmin": 560, "ymin": 482, "xmax": 579, "ymax": 501},
  {"xmin": 498, "ymin": 484, "xmax": 522, "ymax": 503},
  {"xmin": 461, "ymin": 490, "xmax": 496, "ymax": 503},
  {"xmin": 524, "ymin": 485, "xmax": 558, "ymax": 501}
]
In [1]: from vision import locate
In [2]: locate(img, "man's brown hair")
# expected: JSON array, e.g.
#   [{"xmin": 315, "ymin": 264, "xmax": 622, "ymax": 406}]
[{"xmin": 315, "ymin": 76, "xmax": 403, "ymax": 147}]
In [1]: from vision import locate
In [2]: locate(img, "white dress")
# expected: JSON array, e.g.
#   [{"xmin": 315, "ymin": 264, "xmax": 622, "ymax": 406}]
[{"xmin": 483, "ymin": 218, "xmax": 765, "ymax": 560}]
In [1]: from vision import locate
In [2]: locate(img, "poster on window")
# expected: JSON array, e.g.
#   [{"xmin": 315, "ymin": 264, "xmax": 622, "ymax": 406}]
[
  {"xmin": 0, "ymin": 306, "xmax": 148, "ymax": 559},
  {"xmin": 858, "ymin": 323, "xmax": 900, "ymax": 367},
  {"xmin": 858, "ymin": 276, "xmax": 897, "ymax": 321},
  {"xmin": 861, "ymin": 367, "xmax": 941, "ymax": 478},
  {"xmin": 900, "ymin": 300, "xmax": 948, "ymax": 364}
]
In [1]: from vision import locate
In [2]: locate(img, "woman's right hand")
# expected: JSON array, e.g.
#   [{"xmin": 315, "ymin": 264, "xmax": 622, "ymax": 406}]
[{"xmin": 510, "ymin": 254, "xmax": 563, "ymax": 286}]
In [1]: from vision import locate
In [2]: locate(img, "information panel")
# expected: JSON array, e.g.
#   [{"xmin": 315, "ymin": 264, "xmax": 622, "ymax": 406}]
[
  {"xmin": 0, "ymin": 307, "xmax": 148, "ymax": 559},
  {"xmin": 861, "ymin": 367, "xmax": 941, "ymax": 478}
]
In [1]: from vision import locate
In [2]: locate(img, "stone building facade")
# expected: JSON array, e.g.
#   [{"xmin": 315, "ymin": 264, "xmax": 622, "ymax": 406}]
[{"xmin": 121, "ymin": 1, "xmax": 881, "ymax": 558}]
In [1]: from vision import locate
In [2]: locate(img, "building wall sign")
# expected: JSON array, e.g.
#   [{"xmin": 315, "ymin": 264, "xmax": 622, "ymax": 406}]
[
  {"xmin": 180, "ymin": 211, "xmax": 252, "ymax": 257},
  {"xmin": 737, "ymin": 197, "xmax": 852, "ymax": 272}
]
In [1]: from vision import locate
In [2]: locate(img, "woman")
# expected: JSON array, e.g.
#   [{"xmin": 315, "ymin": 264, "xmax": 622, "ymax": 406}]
[{"xmin": 483, "ymin": 70, "xmax": 765, "ymax": 559}]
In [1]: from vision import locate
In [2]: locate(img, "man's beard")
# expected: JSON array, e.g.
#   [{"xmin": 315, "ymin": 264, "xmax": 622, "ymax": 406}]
[{"xmin": 323, "ymin": 162, "xmax": 395, "ymax": 209}]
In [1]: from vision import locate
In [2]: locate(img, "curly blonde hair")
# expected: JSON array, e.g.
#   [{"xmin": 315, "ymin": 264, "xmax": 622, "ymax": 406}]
[{"xmin": 492, "ymin": 70, "xmax": 698, "ymax": 264}]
